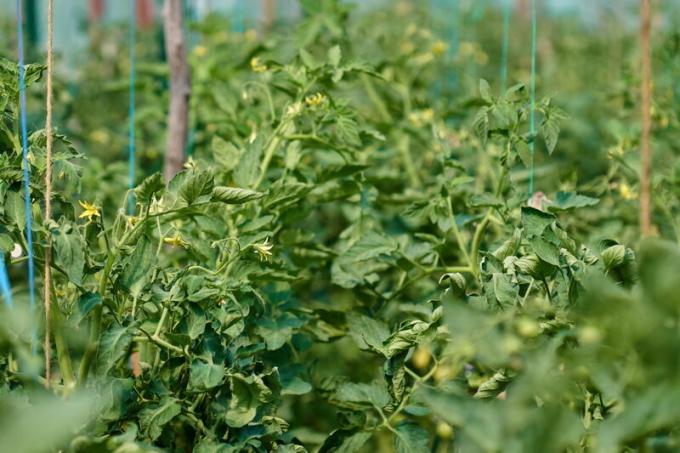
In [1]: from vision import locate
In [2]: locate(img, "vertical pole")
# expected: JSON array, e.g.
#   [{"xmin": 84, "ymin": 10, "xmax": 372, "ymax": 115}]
[
  {"xmin": 163, "ymin": 0, "xmax": 190, "ymax": 182},
  {"xmin": 262, "ymin": 0, "xmax": 277, "ymax": 31},
  {"xmin": 639, "ymin": 0, "xmax": 652, "ymax": 235},
  {"xmin": 44, "ymin": 0, "xmax": 54, "ymax": 389},
  {"xmin": 16, "ymin": 0, "xmax": 37, "ymax": 356},
  {"xmin": 528, "ymin": 0, "xmax": 537, "ymax": 195},
  {"xmin": 128, "ymin": 0, "xmax": 137, "ymax": 212}
]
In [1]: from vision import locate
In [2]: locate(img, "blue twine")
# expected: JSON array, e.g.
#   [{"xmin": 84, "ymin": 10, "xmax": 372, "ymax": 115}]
[
  {"xmin": 0, "ymin": 255, "xmax": 12, "ymax": 308},
  {"xmin": 128, "ymin": 0, "xmax": 137, "ymax": 214},
  {"xmin": 16, "ymin": 0, "xmax": 37, "ymax": 350},
  {"xmin": 528, "ymin": 0, "xmax": 537, "ymax": 195}
]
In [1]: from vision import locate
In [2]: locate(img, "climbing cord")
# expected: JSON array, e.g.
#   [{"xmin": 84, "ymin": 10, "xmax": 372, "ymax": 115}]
[
  {"xmin": 528, "ymin": 0, "xmax": 537, "ymax": 195},
  {"xmin": 0, "ymin": 256, "xmax": 12, "ymax": 308},
  {"xmin": 16, "ymin": 0, "xmax": 38, "ymax": 353},
  {"xmin": 500, "ymin": 0, "xmax": 511, "ymax": 93},
  {"xmin": 128, "ymin": 0, "xmax": 137, "ymax": 213},
  {"xmin": 43, "ymin": 0, "xmax": 55, "ymax": 387}
]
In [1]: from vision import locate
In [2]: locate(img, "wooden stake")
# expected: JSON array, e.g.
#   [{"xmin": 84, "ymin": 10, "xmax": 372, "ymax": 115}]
[
  {"xmin": 640, "ymin": 0, "xmax": 652, "ymax": 235},
  {"xmin": 163, "ymin": 0, "xmax": 190, "ymax": 182}
]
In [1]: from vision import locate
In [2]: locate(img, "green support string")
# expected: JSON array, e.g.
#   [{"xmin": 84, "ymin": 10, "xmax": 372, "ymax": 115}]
[
  {"xmin": 528, "ymin": 0, "xmax": 537, "ymax": 195},
  {"xmin": 500, "ymin": 0, "xmax": 511, "ymax": 93},
  {"xmin": 128, "ymin": 0, "xmax": 137, "ymax": 214}
]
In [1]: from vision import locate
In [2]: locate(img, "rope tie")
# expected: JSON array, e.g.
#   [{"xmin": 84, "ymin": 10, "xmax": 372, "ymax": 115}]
[
  {"xmin": 43, "ymin": 0, "xmax": 55, "ymax": 388},
  {"xmin": 16, "ymin": 0, "xmax": 37, "ymax": 355},
  {"xmin": 129, "ymin": 0, "xmax": 137, "ymax": 213},
  {"xmin": 528, "ymin": 0, "xmax": 537, "ymax": 195}
]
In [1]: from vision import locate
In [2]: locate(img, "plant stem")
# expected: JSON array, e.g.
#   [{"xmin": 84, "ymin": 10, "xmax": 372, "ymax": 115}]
[
  {"xmin": 52, "ymin": 306, "xmax": 75, "ymax": 390},
  {"xmin": 77, "ymin": 252, "xmax": 114, "ymax": 383},
  {"xmin": 398, "ymin": 134, "xmax": 421, "ymax": 187},
  {"xmin": 446, "ymin": 197, "xmax": 472, "ymax": 267},
  {"xmin": 470, "ymin": 168, "xmax": 507, "ymax": 279}
]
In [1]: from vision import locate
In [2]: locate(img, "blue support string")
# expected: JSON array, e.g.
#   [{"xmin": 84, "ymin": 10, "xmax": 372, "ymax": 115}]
[
  {"xmin": 528, "ymin": 0, "xmax": 537, "ymax": 195},
  {"xmin": 128, "ymin": 0, "xmax": 137, "ymax": 213},
  {"xmin": 0, "ymin": 256, "xmax": 12, "ymax": 308},
  {"xmin": 16, "ymin": 0, "xmax": 37, "ymax": 349}
]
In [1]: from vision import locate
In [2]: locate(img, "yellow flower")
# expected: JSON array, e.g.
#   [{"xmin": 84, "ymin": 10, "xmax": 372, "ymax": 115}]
[
  {"xmin": 192, "ymin": 45, "xmax": 208, "ymax": 58},
  {"xmin": 619, "ymin": 183, "xmax": 637, "ymax": 200},
  {"xmin": 305, "ymin": 93, "xmax": 327, "ymax": 108},
  {"xmin": 183, "ymin": 156, "xmax": 197, "ymax": 170},
  {"xmin": 78, "ymin": 201, "xmax": 100, "ymax": 222},
  {"xmin": 250, "ymin": 57, "xmax": 268, "ymax": 73},
  {"xmin": 431, "ymin": 40, "xmax": 448, "ymax": 57},
  {"xmin": 253, "ymin": 238, "xmax": 274, "ymax": 261},
  {"xmin": 127, "ymin": 216, "xmax": 140, "ymax": 227},
  {"xmin": 163, "ymin": 234, "xmax": 189, "ymax": 248}
]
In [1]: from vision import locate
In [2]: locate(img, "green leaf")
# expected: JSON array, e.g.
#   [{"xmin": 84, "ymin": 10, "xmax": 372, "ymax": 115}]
[
  {"xmin": 121, "ymin": 235, "xmax": 156, "ymax": 298},
  {"xmin": 135, "ymin": 173, "xmax": 165, "ymax": 204},
  {"xmin": 479, "ymin": 79, "xmax": 492, "ymax": 103},
  {"xmin": 212, "ymin": 137, "xmax": 240, "ymax": 172},
  {"xmin": 179, "ymin": 171, "xmax": 215, "ymax": 205},
  {"xmin": 394, "ymin": 422, "xmax": 430, "ymax": 453},
  {"xmin": 98, "ymin": 325, "xmax": 133, "ymax": 375},
  {"xmin": 328, "ymin": 45, "xmax": 342, "ymax": 67},
  {"xmin": 139, "ymin": 397, "xmax": 182, "ymax": 441},
  {"xmin": 233, "ymin": 136, "xmax": 263, "ymax": 188},
  {"xmin": 225, "ymin": 374, "xmax": 271, "ymax": 428},
  {"xmin": 75, "ymin": 292, "xmax": 101, "ymax": 324},
  {"xmin": 51, "ymin": 223, "xmax": 85, "ymax": 285},
  {"xmin": 211, "ymin": 186, "xmax": 263, "ymax": 204},
  {"xmin": 546, "ymin": 192, "xmax": 599, "ymax": 212},
  {"xmin": 346, "ymin": 313, "xmax": 390, "ymax": 356},
  {"xmin": 190, "ymin": 361, "xmax": 226, "ymax": 391},
  {"xmin": 319, "ymin": 429, "xmax": 372, "ymax": 453},
  {"xmin": 335, "ymin": 381, "xmax": 390, "ymax": 409},
  {"xmin": 300, "ymin": 48, "xmax": 321, "ymax": 70},
  {"xmin": 521, "ymin": 207, "xmax": 556, "ymax": 238},
  {"xmin": 4, "ymin": 191, "xmax": 25, "ymax": 232}
]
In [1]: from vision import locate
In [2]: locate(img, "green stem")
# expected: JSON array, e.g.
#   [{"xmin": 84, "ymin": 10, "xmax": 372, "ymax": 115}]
[
  {"xmin": 253, "ymin": 123, "xmax": 286, "ymax": 190},
  {"xmin": 361, "ymin": 74, "xmax": 392, "ymax": 123},
  {"xmin": 446, "ymin": 197, "xmax": 472, "ymax": 267},
  {"xmin": 470, "ymin": 168, "xmax": 507, "ymax": 279},
  {"xmin": 52, "ymin": 306, "xmax": 75, "ymax": 390},
  {"xmin": 398, "ymin": 134, "xmax": 421, "ymax": 187},
  {"xmin": 77, "ymin": 253, "xmax": 114, "ymax": 383}
]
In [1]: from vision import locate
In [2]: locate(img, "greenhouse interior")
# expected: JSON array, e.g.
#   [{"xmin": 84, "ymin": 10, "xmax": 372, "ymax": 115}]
[{"xmin": 1, "ymin": 0, "xmax": 680, "ymax": 452}]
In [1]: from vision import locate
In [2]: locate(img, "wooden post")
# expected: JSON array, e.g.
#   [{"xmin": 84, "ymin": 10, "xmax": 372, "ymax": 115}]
[
  {"xmin": 162, "ymin": 0, "xmax": 190, "ymax": 182},
  {"xmin": 640, "ymin": 0, "xmax": 652, "ymax": 235},
  {"xmin": 262, "ymin": 0, "xmax": 277, "ymax": 31}
]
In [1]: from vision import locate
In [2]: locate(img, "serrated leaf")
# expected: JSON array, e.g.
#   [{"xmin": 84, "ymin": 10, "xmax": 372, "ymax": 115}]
[
  {"xmin": 98, "ymin": 325, "xmax": 133, "ymax": 375},
  {"xmin": 547, "ymin": 192, "xmax": 599, "ymax": 212},
  {"xmin": 211, "ymin": 186, "xmax": 263, "ymax": 204},
  {"xmin": 328, "ymin": 45, "xmax": 342, "ymax": 67},
  {"xmin": 336, "ymin": 381, "xmax": 390, "ymax": 409},
  {"xmin": 394, "ymin": 422, "xmax": 430, "ymax": 453},
  {"xmin": 319, "ymin": 429, "xmax": 372, "ymax": 453},
  {"xmin": 135, "ymin": 173, "xmax": 164, "ymax": 204},
  {"xmin": 346, "ymin": 313, "xmax": 390, "ymax": 355},
  {"xmin": 121, "ymin": 235, "xmax": 156, "ymax": 298},
  {"xmin": 190, "ymin": 361, "xmax": 226, "ymax": 390},
  {"xmin": 139, "ymin": 397, "xmax": 181, "ymax": 441},
  {"xmin": 179, "ymin": 171, "xmax": 214, "ymax": 205},
  {"xmin": 52, "ymin": 223, "xmax": 85, "ymax": 285},
  {"xmin": 521, "ymin": 207, "xmax": 556, "ymax": 237}
]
